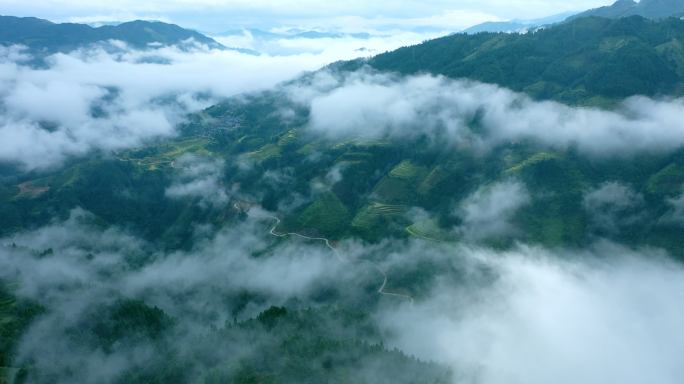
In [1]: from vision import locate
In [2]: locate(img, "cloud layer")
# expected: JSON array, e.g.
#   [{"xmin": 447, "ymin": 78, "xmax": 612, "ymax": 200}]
[{"xmin": 285, "ymin": 70, "xmax": 684, "ymax": 155}]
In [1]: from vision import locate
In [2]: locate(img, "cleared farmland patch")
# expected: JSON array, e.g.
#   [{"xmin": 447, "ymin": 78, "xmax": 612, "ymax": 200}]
[
  {"xmin": 505, "ymin": 152, "xmax": 559, "ymax": 174},
  {"xmin": 405, "ymin": 219, "xmax": 459, "ymax": 242},
  {"xmin": 17, "ymin": 182, "xmax": 50, "ymax": 197},
  {"xmin": 278, "ymin": 129, "xmax": 300, "ymax": 147},
  {"xmin": 337, "ymin": 151, "xmax": 373, "ymax": 164},
  {"xmin": 332, "ymin": 137, "xmax": 390, "ymax": 150},
  {"xmin": 297, "ymin": 141, "xmax": 322, "ymax": 155},
  {"xmin": 372, "ymin": 177, "xmax": 408, "ymax": 203},
  {"xmin": 417, "ymin": 165, "xmax": 448, "ymax": 195},
  {"xmin": 370, "ymin": 202, "xmax": 405, "ymax": 214},
  {"xmin": 159, "ymin": 138, "xmax": 213, "ymax": 159},
  {"xmin": 389, "ymin": 160, "xmax": 430, "ymax": 182},
  {"xmin": 247, "ymin": 144, "xmax": 281, "ymax": 162},
  {"xmin": 351, "ymin": 202, "xmax": 406, "ymax": 241}
]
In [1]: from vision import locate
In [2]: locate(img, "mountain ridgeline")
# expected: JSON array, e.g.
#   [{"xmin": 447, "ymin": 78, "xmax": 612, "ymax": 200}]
[
  {"xmin": 0, "ymin": 16, "xmax": 253, "ymax": 61},
  {"xmin": 568, "ymin": 0, "xmax": 684, "ymax": 21},
  {"xmin": 368, "ymin": 15, "xmax": 684, "ymax": 105}
]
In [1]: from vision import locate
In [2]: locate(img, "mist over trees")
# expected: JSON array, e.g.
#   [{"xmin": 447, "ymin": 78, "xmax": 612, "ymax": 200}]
[{"xmin": 2, "ymin": 10, "xmax": 684, "ymax": 384}]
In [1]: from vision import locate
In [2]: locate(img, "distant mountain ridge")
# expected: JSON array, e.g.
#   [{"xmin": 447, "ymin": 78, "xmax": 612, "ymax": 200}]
[
  {"xmin": 461, "ymin": 11, "xmax": 579, "ymax": 34},
  {"xmin": 215, "ymin": 28, "xmax": 374, "ymax": 40},
  {"xmin": 0, "ymin": 16, "xmax": 259, "ymax": 58},
  {"xmin": 569, "ymin": 0, "xmax": 684, "ymax": 21}
]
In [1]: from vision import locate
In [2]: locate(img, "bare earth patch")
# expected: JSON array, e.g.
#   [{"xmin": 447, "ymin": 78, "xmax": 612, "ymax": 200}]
[{"xmin": 18, "ymin": 182, "xmax": 50, "ymax": 196}]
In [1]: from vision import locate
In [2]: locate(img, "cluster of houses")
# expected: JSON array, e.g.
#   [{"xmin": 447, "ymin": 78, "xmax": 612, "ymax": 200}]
[{"xmin": 187, "ymin": 113, "xmax": 244, "ymax": 140}]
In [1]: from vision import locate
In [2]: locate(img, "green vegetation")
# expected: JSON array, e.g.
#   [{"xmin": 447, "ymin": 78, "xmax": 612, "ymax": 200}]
[
  {"xmin": 0, "ymin": 16, "xmax": 228, "ymax": 65},
  {"xmin": 406, "ymin": 219, "xmax": 460, "ymax": 242},
  {"xmin": 368, "ymin": 16, "xmax": 684, "ymax": 104},
  {"xmin": 297, "ymin": 192, "xmax": 351, "ymax": 238},
  {"xmin": 248, "ymin": 143, "xmax": 282, "ymax": 162},
  {"xmin": 647, "ymin": 163, "xmax": 684, "ymax": 195},
  {"xmin": 0, "ymin": 280, "xmax": 46, "ymax": 373},
  {"xmin": 418, "ymin": 165, "xmax": 449, "ymax": 195},
  {"xmin": 352, "ymin": 203, "xmax": 408, "ymax": 241},
  {"xmin": 505, "ymin": 152, "xmax": 560, "ymax": 174},
  {"xmin": 372, "ymin": 177, "xmax": 409, "ymax": 203},
  {"xmin": 389, "ymin": 160, "xmax": 430, "ymax": 181},
  {"xmin": 297, "ymin": 141, "xmax": 322, "ymax": 155}
]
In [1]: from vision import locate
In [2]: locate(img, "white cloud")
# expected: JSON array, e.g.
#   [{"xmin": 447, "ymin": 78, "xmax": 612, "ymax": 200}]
[
  {"xmin": 457, "ymin": 179, "xmax": 530, "ymax": 240},
  {"xmin": 165, "ymin": 154, "xmax": 231, "ymax": 208},
  {"xmin": 289, "ymin": 71, "xmax": 684, "ymax": 155},
  {"xmin": 583, "ymin": 182, "xmax": 646, "ymax": 234},
  {"xmin": 382, "ymin": 242, "xmax": 684, "ymax": 384}
]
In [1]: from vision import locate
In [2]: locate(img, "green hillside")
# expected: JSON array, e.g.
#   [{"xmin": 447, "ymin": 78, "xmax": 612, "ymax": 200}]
[
  {"xmin": 368, "ymin": 16, "xmax": 684, "ymax": 104},
  {"xmin": 0, "ymin": 16, "xmax": 261, "ymax": 62},
  {"xmin": 568, "ymin": 0, "xmax": 684, "ymax": 21}
]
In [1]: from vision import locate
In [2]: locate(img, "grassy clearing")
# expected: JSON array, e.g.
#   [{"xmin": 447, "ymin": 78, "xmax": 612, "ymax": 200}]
[
  {"xmin": 389, "ymin": 160, "xmax": 429, "ymax": 181},
  {"xmin": 159, "ymin": 138, "xmax": 212, "ymax": 159},
  {"xmin": 372, "ymin": 177, "xmax": 408, "ymax": 203},
  {"xmin": 417, "ymin": 165, "xmax": 448, "ymax": 195},
  {"xmin": 247, "ymin": 144, "xmax": 281, "ymax": 162},
  {"xmin": 505, "ymin": 152, "xmax": 559, "ymax": 174},
  {"xmin": 297, "ymin": 141, "xmax": 322, "ymax": 155},
  {"xmin": 405, "ymin": 219, "xmax": 459, "ymax": 242}
]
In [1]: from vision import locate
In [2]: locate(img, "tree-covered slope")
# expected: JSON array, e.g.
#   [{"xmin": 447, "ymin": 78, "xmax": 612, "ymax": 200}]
[
  {"xmin": 568, "ymin": 0, "xmax": 684, "ymax": 21},
  {"xmin": 368, "ymin": 16, "xmax": 684, "ymax": 105}
]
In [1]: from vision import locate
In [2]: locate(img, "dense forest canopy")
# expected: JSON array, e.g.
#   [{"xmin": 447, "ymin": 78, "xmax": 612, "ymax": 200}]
[{"xmin": 368, "ymin": 16, "xmax": 684, "ymax": 105}]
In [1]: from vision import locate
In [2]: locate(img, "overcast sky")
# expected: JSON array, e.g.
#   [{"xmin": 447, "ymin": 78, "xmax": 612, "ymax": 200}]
[{"xmin": 2, "ymin": 0, "xmax": 616, "ymax": 32}]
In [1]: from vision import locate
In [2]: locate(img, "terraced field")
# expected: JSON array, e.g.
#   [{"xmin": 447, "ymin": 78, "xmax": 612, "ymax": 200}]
[
  {"xmin": 390, "ymin": 160, "xmax": 429, "ymax": 181},
  {"xmin": 159, "ymin": 138, "xmax": 213, "ymax": 159},
  {"xmin": 505, "ymin": 152, "xmax": 559, "ymax": 174},
  {"xmin": 372, "ymin": 177, "xmax": 408, "ymax": 202},
  {"xmin": 370, "ymin": 202, "xmax": 405, "ymax": 214},
  {"xmin": 337, "ymin": 151, "xmax": 373, "ymax": 163},
  {"xmin": 417, "ymin": 165, "xmax": 448, "ymax": 195},
  {"xmin": 405, "ymin": 219, "xmax": 459, "ymax": 242},
  {"xmin": 297, "ymin": 141, "xmax": 322, "ymax": 155},
  {"xmin": 331, "ymin": 137, "xmax": 390, "ymax": 150},
  {"xmin": 247, "ymin": 144, "xmax": 281, "ymax": 162},
  {"xmin": 277, "ymin": 129, "xmax": 300, "ymax": 146}
]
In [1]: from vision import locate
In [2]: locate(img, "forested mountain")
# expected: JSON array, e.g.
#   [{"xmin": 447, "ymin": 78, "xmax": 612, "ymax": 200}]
[
  {"xmin": 0, "ymin": 16, "xmax": 240, "ymax": 55},
  {"xmin": 369, "ymin": 16, "xmax": 684, "ymax": 105},
  {"xmin": 2, "ymin": 10, "xmax": 684, "ymax": 384},
  {"xmin": 568, "ymin": 0, "xmax": 684, "ymax": 21},
  {"xmin": 460, "ymin": 11, "xmax": 579, "ymax": 34}
]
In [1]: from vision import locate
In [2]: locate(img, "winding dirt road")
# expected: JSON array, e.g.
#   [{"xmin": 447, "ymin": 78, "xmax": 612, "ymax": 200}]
[{"xmin": 234, "ymin": 203, "xmax": 416, "ymax": 308}]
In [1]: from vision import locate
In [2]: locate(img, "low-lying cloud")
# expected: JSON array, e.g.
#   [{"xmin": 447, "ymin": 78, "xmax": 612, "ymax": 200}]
[
  {"xmin": 285, "ymin": 70, "xmax": 684, "ymax": 155},
  {"xmin": 0, "ymin": 40, "xmax": 372, "ymax": 171},
  {"xmin": 2, "ymin": 208, "xmax": 684, "ymax": 383},
  {"xmin": 165, "ymin": 154, "xmax": 231, "ymax": 208},
  {"xmin": 583, "ymin": 182, "xmax": 646, "ymax": 234},
  {"xmin": 456, "ymin": 179, "xmax": 530, "ymax": 241},
  {"xmin": 382, "ymin": 242, "xmax": 684, "ymax": 384}
]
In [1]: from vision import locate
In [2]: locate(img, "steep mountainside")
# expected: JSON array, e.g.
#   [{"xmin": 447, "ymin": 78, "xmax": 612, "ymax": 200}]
[
  {"xmin": 568, "ymin": 0, "xmax": 684, "ymax": 21},
  {"xmin": 368, "ymin": 16, "xmax": 684, "ymax": 105}
]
